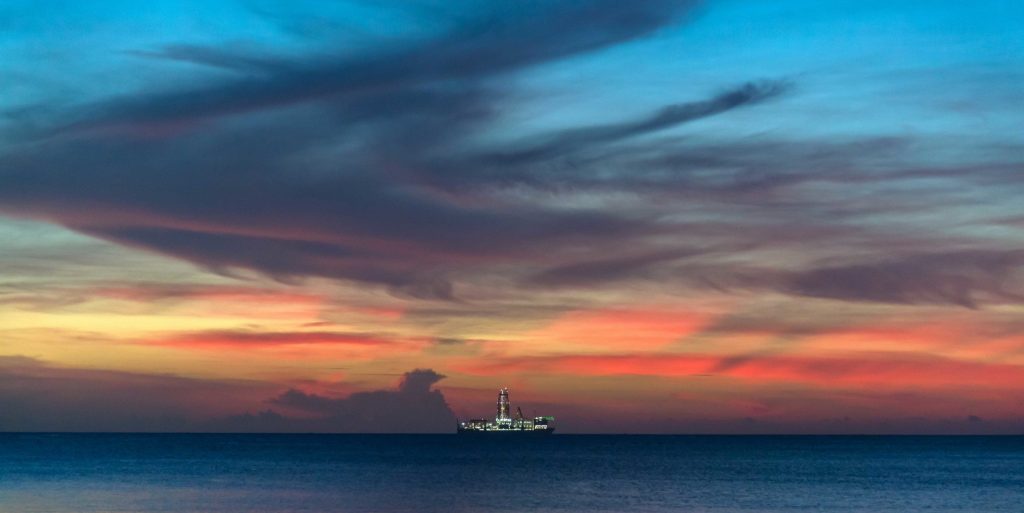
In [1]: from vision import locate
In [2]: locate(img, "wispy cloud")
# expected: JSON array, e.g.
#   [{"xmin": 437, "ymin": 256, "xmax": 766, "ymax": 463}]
[
  {"xmin": 783, "ymin": 250, "xmax": 1024, "ymax": 308},
  {"xmin": 2, "ymin": 0, "xmax": 1024, "ymax": 433},
  {"xmin": 457, "ymin": 352, "xmax": 1024, "ymax": 389}
]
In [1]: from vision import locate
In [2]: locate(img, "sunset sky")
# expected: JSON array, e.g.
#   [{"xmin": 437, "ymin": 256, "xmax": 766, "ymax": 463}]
[{"xmin": 2, "ymin": 0, "xmax": 1023, "ymax": 433}]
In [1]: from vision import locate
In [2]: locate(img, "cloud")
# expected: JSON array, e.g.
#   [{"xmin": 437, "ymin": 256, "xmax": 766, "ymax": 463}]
[
  {"xmin": 528, "ymin": 248, "xmax": 704, "ymax": 287},
  {"xmin": 469, "ymin": 81, "xmax": 791, "ymax": 167},
  {"xmin": 0, "ymin": 356, "xmax": 272, "ymax": 432},
  {"xmin": 148, "ymin": 330, "xmax": 415, "ymax": 351},
  {"xmin": 57, "ymin": 0, "xmax": 698, "ymax": 132},
  {"xmin": 435, "ymin": 337, "xmax": 468, "ymax": 346},
  {"xmin": 455, "ymin": 352, "xmax": 1024, "ymax": 389},
  {"xmin": 2, "ymin": 0, "xmax": 1019, "ymax": 312},
  {"xmin": 0, "ymin": 357, "xmax": 456, "ymax": 433},
  {"xmin": 0, "ymin": 0, "xmax": 799, "ymax": 301},
  {"xmin": 397, "ymin": 368, "xmax": 446, "ymax": 393},
  {"xmin": 124, "ymin": 44, "xmax": 285, "ymax": 74},
  {"xmin": 784, "ymin": 250, "xmax": 1024, "ymax": 308},
  {"xmin": 524, "ymin": 307, "xmax": 715, "ymax": 351},
  {"xmin": 559, "ymin": 247, "xmax": 1024, "ymax": 310},
  {"xmin": 268, "ymin": 369, "xmax": 455, "ymax": 432}
]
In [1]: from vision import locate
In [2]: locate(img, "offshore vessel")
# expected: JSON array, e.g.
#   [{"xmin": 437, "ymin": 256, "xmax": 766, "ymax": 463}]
[{"xmin": 457, "ymin": 388, "xmax": 555, "ymax": 434}]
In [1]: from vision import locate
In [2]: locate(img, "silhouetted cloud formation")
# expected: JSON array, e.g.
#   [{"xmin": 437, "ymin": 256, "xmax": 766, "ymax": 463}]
[
  {"xmin": 0, "ymin": 356, "xmax": 273, "ymax": 432},
  {"xmin": 269, "ymin": 369, "xmax": 455, "ymax": 433},
  {"xmin": 0, "ymin": 357, "xmax": 453, "ymax": 433}
]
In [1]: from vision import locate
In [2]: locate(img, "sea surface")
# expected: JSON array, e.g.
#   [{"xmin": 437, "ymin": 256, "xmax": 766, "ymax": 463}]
[{"xmin": 1, "ymin": 434, "xmax": 1022, "ymax": 513}]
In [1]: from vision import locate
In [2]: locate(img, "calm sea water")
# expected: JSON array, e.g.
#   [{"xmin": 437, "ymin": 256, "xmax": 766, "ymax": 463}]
[{"xmin": 1, "ymin": 434, "xmax": 1022, "ymax": 513}]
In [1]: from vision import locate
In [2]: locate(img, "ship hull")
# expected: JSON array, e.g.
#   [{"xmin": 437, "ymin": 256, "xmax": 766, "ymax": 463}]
[{"xmin": 456, "ymin": 428, "xmax": 554, "ymax": 435}]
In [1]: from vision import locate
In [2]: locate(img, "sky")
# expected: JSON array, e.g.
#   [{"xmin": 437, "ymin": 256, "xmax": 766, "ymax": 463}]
[{"xmin": 1, "ymin": 0, "xmax": 1023, "ymax": 434}]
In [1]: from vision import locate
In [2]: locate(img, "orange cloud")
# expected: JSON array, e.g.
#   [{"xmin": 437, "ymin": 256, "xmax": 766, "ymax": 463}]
[
  {"xmin": 144, "ymin": 330, "xmax": 426, "ymax": 360},
  {"xmin": 527, "ymin": 307, "xmax": 715, "ymax": 352},
  {"xmin": 94, "ymin": 284, "xmax": 327, "ymax": 320},
  {"xmin": 456, "ymin": 352, "xmax": 1024, "ymax": 390},
  {"xmin": 723, "ymin": 353, "xmax": 1024, "ymax": 388}
]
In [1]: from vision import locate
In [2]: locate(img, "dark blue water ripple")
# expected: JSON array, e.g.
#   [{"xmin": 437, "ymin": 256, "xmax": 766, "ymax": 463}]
[{"xmin": 1, "ymin": 434, "xmax": 1022, "ymax": 512}]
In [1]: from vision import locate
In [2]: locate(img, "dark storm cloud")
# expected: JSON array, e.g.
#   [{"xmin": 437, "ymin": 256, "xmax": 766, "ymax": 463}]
[{"xmin": 268, "ymin": 369, "xmax": 455, "ymax": 432}]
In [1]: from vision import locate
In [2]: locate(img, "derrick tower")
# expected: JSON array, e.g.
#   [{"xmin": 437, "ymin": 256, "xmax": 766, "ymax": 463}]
[{"xmin": 496, "ymin": 387, "xmax": 511, "ymax": 421}]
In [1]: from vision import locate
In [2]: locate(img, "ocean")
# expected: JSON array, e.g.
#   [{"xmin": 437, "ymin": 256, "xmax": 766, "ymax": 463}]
[{"xmin": 1, "ymin": 434, "xmax": 1022, "ymax": 512}]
